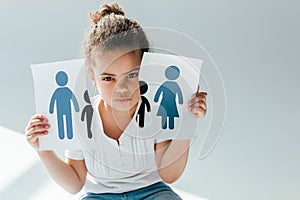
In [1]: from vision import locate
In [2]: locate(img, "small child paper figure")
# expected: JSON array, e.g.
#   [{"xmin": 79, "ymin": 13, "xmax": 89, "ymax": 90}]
[
  {"xmin": 49, "ymin": 71, "xmax": 80, "ymax": 140},
  {"xmin": 136, "ymin": 81, "xmax": 151, "ymax": 128},
  {"xmin": 81, "ymin": 90, "xmax": 94, "ymax": 139},
  {"xmin": 154, "ymin": 66, "xmax": 183, "ymax": 130}
]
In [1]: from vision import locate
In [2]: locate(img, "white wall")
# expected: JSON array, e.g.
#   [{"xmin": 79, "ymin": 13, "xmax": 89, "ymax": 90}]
[{"xmin": 0, "ymin": 0, "xmax": 299, "ymax": 199}]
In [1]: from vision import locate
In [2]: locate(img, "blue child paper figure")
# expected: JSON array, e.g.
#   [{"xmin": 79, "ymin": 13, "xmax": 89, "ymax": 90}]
[
  {"xmin": 49, "ymin": 71, "xmax": 80, "ymax": 140},
  {"xmin": 81, "ymin": 90, "xmax": 94, "ymax": 139},
  {"xmin": 154, "ymin": 66, "xmax": 183, "ymax": 130},
  {"xmin": 136, "ymin": 81, "xmax": 151, "ymax": 128}
]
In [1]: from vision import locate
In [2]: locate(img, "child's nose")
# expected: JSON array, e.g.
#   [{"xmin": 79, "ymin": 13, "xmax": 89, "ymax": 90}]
[{"xmin": 115, "ymin": 78, "xmax": 129, "ymax": 93}]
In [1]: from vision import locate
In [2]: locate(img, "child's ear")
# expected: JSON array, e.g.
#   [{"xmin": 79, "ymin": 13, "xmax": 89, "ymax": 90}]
[{"xmin": 87, "ymin": 67, "xmax": 97, "ymax": 88}]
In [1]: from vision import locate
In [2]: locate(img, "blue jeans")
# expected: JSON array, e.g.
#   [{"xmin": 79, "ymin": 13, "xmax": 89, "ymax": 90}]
[{"xmin": 80, "ymin": 181, "xmax": 182, "ymax": 200}]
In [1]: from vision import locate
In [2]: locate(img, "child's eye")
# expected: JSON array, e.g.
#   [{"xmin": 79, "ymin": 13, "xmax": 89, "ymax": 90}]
[
  {"xmin": 127, "ymin": 72, "xmax": 138, "ymax": 79},
  {"xmin": 102, "ymin": 76, "xmax": 114, "ymax": 81}
]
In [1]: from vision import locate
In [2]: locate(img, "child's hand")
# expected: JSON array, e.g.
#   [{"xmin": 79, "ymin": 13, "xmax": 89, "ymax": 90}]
[
  {"xmin": 188, "ymin": 85, "xmax": 207, "ymax": 119},
  {"xmin": 25, "ymin": 114, "xmax": 50, "ymax": 151}
]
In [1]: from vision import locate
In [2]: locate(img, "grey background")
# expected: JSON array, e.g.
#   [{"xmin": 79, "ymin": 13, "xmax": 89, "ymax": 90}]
[{"xmin": 0, "ymin": 0, "xmax": 299, "ymax": 199}]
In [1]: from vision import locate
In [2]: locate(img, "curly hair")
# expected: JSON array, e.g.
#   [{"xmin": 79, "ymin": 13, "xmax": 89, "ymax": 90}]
[{"xmin": 83, "ymin": 3, "xmax": 149, "ymax": 67}]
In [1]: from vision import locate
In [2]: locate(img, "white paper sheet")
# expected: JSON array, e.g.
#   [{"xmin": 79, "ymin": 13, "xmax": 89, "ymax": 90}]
[
  {"xmin": 130, "ymin": 52, "xmax": 203, "ymax": 140},
  {"xmin": 31, "ymin": 59, "xmax": 92, "ymax": 150}
]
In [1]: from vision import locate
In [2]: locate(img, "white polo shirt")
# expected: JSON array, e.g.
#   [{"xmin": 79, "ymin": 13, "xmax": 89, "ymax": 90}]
[{"xmin": 65, "ymin": 95, "xmax": 163, "ymax": 194}]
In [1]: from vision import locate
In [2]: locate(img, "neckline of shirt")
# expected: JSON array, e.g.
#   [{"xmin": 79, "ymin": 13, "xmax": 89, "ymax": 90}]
[{"xmin": 92, "ymin": 95, "xmax": 141, "ymax": 146}]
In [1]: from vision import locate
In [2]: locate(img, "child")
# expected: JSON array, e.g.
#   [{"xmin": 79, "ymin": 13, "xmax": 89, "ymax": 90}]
[{"xmin": 25, "ymin": 3, "xmax": 207, "ymax": 200}]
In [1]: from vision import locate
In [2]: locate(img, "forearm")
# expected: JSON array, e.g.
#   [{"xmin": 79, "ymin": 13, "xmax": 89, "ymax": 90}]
[
  {"xmin": 37, "ymin": 150, "xmax": 84, "ymax": 194},
  {"xmin": 156, "ymin": 140, "xmax": 190, "ymax": 183}
]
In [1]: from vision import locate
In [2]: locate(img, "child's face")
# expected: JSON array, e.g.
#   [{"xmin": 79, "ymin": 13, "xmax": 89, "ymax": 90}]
[{"xmin": 90, "ymin": 50, "xmax": 141, "ymax": 112}]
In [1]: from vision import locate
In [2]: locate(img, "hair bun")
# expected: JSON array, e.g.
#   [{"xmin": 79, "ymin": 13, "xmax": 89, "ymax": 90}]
[{"xmin": 90, "ymin": 3, "xmax": 125, "ymax": 25}]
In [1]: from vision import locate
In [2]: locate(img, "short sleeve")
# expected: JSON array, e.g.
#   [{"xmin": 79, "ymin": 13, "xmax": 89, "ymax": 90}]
[
  {"xmin": 154, "ymin": 138, "xmax": 171, "ymax": 144},
  {"xmin": 65, "ymin": 149, "xmax": 84, "ymax": 160}
]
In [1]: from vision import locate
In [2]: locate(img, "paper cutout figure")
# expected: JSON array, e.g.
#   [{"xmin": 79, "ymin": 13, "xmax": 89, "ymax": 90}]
[
  {"xmin": 81, "ymin": 90, "xmax": 94, "ymax": 139},
  {"xmin": 49, "ymin": 71, "xmax": 80, "ymax": 140},
  {"xmin": 154, "ymin": 66, "xmax": 183, "ymax": 130},
  {"xmin": 136, "ymin": 81, "xmax": 151, "ymax": 128}
]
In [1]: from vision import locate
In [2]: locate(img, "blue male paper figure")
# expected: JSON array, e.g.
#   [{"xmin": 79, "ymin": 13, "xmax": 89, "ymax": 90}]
[
  {"xmin": 49, "ymin": 71, "xmax": 80, "ymax": 140},
  {"xmin": 81, "ymin": 90, "xmax": 94, "ymax": 139},
  {"xmin": 154, "ymin": 66, "xmax": 183, "ymax": 130}
]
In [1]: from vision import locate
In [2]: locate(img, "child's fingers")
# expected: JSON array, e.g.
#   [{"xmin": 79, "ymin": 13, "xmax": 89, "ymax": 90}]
[
  {"xmin": 196, "ymin": 92, "xmax": 207, "ymax": 98},
  {"xmin": 30, "ymin": 114, "xmax": 46, "ymax": 121},
  {"xmin": 26, "ymin": 125, "xmax": 50, "ymax": 137},
  {"xmin": 28, "ymin": 119, "xmax": 49, "ymax": 129},
  {"xmin": 26, "ymin": 131, "xmax": 48, "ymax": 147},
  {"xmin": 190, "ymin": 105, "xmax": 206, "ymax": 114},
  {"xmin": 188, "ymin": 93, "xmax": 207, "ymax": 107},
  {"xmin": 188, "ymin": 104, "xmax": 206, "ymax": 114},
  {"xmin": 27, "ymin": 131, "xmax": 48, "ymax": 139},
  {"xmin": 27, "ymin": 132, "xmax": 48, "ymax": 146},
  {"xmin": 194, "ymin": 95, "xmax": 207, "ymax": 104},
  {"xmin": 188, "ymin": 87, "xmax": 208, "ymax": 119},
  {"xmin": 26, "ymin": 115, "xmax": 48, "ymax": 131},
  {"xmin": 190, "ymin": 106, "xmax": 206, "ymax": 119},
  {"xmin": 26, "ymin": 114, "xmax": 49, "ymax": 149},
  {"xmin": 190, "ymin": 85, "xmax": 200, "ymax": 100},
  {"xmin": 191, "ymin": 100, "xmax": 207, "ymax": 110},
  {"xmin": 190, "ymin": 84, "xmax": 207, "ymax": 101}
]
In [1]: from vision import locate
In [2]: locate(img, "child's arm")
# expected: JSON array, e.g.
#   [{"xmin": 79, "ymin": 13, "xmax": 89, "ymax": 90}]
[
  {"xmin": 25, "ymin": 114, "xmax": 87, "ymax": 194},
  {"xmin": 155, "ymin": 86, "xmax": 207, "ymax": 183},
  {"xmin": 155, "ymin": 139, "xmax": 190, "ymax": 183},
  {"xmin": 37, "ymin": 151, "xmax": 87, "ymax": 194}
]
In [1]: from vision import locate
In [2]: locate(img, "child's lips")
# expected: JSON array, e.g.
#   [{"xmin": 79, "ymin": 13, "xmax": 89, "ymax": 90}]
[{"xmin": 115, "ymin": 98, "xmax": 131, "ymax": 103}]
